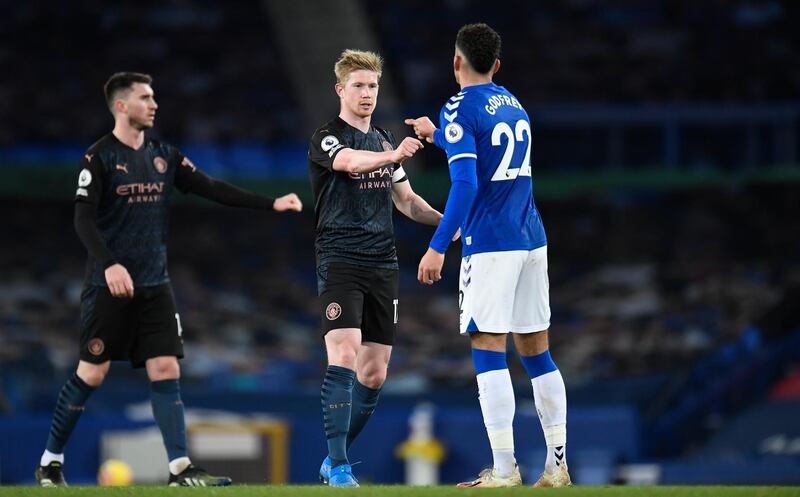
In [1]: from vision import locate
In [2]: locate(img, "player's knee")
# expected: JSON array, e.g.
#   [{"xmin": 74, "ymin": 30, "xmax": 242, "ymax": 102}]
[
  {"xmin": 359, "ymin": 368, "xmax": 387, "ymax": 389},
  {"xmin": 77, "ymin": 361, "xmax": 110, "ymax": 387},
  {"xmin": 514, "ymin": 329, "xmax": 550, "ymax": 356},
  {"xmin": 330, "ymin": 344, "xmax": 359, "ymax": 369},
  {"xmin": 146, "ymin": 356, "xmax": 180, "ymax": 381}
]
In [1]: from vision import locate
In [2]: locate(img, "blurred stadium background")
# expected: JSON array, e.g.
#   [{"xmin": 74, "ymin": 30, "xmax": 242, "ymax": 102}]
[{"xmin": 2, "ymin": 0, "xmax": 800, "ymax": 487}]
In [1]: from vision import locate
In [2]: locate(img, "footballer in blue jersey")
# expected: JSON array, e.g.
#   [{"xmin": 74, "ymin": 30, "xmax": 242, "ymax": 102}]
[
  {"xmin": 433, "ymin": 83, "xmax": 546, "ymax": 257},
  {"xmin": 407, "ymin": 24, "xmax": 572, "ymax": 488}
]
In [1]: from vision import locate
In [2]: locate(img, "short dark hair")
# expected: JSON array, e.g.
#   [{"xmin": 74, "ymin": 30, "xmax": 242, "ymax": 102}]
[
  {"xmin": 103, "ymin": 72, "xmax": 152, "ymax": 110},
  {"xmin": 455, "ymin": 23, "xmax": 501, "ymax": 74}
]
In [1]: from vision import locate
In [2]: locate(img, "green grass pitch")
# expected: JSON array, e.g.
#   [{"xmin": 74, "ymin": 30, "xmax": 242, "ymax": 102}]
[{"xmin": 0, "ymin": 487, "xmax": 798, "ymax": 497}]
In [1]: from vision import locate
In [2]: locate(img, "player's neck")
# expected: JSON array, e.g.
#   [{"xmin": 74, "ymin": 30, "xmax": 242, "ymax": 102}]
[
  {"xmin": 112, "ymin": 123, "xmax": 145, "ymax": 151},
  {"xmin": 339, "ymin": 110, "xmax": 371, "ymax": 134},
  {"xmin": 459, "ymin": 71, "xmax": 493, "ymax": 90}
]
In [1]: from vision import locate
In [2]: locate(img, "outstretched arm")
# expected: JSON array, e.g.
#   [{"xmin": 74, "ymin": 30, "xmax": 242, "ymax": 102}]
[
  {"xmin": 391, "ymin": 180, "xmax": 442, "ymax": 226},
  {"xmin": 178, "ymin": 168, "xmax": 301, "ymax": 212},
  {"xmin": 332, "ymin": 137, "xmax": 424, "ymax": 174},
  {"xmin": 405, "ymin": 117, "xmax": 446, "ymax": 150}
]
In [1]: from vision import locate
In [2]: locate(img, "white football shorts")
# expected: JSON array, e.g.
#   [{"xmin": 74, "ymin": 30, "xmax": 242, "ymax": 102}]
[{"xmin": 459, "ymin": 246, "xmax": 550, "ymax": 335}]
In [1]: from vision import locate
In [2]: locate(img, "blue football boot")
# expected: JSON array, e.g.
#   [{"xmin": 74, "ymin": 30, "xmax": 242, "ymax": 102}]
[
  {"xmin": 328, "ymin": 463, "xmax": 359, "ymax": 487},
  {"xmin": 319, "ymin": 456, "xmax": 331, "ymax": 484}
]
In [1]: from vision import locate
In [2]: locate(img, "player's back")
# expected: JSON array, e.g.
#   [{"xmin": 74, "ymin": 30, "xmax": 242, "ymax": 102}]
[{"xmin": 440, "ymin": 82, "xmax": 546, "ymax": 256}]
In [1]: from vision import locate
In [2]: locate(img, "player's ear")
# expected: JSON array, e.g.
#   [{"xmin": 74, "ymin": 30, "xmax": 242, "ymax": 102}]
[
  {"xmin": 492, "ymin": 59, "xmax": 501, "ymax": 76},
  {"xmin": 114, "ymin": 98, "xmax": 126, "ymax": 115},
  {"xmin": 335, "ymin": 83, "xmax": 343, "ymax": 98}
]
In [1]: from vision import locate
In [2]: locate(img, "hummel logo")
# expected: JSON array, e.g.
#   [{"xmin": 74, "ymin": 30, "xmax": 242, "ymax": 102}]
[
  {"xmin": 462, "ymin": 260, "xmax": 473, "ymax": 287},
  {"xmin": 116, "ymin": 164, "xmax": 128, "ymax": 174},
  {"xmin": 554, "ymin": 446, "xmax": 565, "ymax": 466}
]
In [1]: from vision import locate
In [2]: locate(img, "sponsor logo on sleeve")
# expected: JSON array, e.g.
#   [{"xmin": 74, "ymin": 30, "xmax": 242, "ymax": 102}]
[
  {"xmin": 328, "ymin": 144, "xmax": 343, "ymax": 158},
  {"xmin": 321, "ymin": 135, "xmax": 340, "ymax": 152},
  {"xmin": 445, "ymin": 122, "xmax": 464, "ymax": 143},
  {"xmin": 78, "ymin": 168, "xmax": 92, "ymax": 187}
]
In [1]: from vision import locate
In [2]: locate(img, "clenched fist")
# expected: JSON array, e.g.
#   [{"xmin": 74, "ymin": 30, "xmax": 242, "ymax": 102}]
[
  {"xmin": 391, "ymin": 137, "xmax": 424, "ymax": 164},
  {"xmin": 273, "ymin": 193, "xmax": 303, "ymax": 212}
]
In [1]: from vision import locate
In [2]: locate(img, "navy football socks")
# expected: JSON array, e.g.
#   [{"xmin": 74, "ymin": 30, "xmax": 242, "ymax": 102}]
[
  {"xmin": 150, "ymin": 379, "xmax": 188, "ymax": 462},
  {"xmin": 321, "ymin": 365, "xmax": 355, "ymax": 468},
  {"xmin": 347, "ymin": 380, "xmax": 380, "ymax": 450},
  {"xmin": 45, "ymin": 373, "xmax": 95, "ymax": 454}
]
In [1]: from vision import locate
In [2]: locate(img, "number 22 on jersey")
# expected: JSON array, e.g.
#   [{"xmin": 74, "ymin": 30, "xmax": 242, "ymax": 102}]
[{"xmin": 490, "ymin": 119, "xmax": 531, "ymax": 182}]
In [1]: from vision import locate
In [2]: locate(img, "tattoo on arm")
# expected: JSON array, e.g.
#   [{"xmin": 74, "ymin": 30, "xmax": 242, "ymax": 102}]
[{"xmin": 409, "ymin": 196, "xmax": 442, "ymax": 226}]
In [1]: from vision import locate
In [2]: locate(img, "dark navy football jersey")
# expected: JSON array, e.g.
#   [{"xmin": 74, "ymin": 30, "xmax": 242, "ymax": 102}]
[
  {"xmin": 74, "ymin": 133, "xmax": 199, "ymax": 287},
  {"xmin": 308, "ymin": 117, "xmax": 408, "ymax": 270}
]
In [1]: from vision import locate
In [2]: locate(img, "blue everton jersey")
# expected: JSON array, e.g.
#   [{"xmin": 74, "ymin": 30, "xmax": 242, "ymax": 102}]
[{"xmin": 439, "ymin": 82, "xmax": 546, "ymax": 256}]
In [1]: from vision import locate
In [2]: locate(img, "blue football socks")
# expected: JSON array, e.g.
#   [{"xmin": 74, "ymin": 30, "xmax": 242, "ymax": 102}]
[
  {"xmin": 347, "ymin": 380, "xmax": 380, "ymax": 450},
  {"xmin": 46, "ymin": 373, "xmax": 95, "ymax": 454},
  {"xmin": 150, "ymin": 379, "xmax": 188, "ymax": 462},
  {"xmin": 321, "ymin": 365, "xmax": 355, "ymax": 468}
]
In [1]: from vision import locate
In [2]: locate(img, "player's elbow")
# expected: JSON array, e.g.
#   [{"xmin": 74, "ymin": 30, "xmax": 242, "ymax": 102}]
[
  {"xmin": 399, "ymin": 191, "xmax": 417, "ymax": 209},
  {"xmin": 73, "ymin": 212, "xmax": 83, "ymax": 235},
  {"xmin": 332, "ymin": 150, "xmax": 359, "ymax": 174},
  {"xmin": 455, "ymin": 180, "xmax": 478, "ymax": 200},
  {"xmin": 73, "ymin": 203, "xmax": 94, "ymax": 236},
  {"xmin": 343, "ymin": 162, "xmax": 370, "ymax": 175}
]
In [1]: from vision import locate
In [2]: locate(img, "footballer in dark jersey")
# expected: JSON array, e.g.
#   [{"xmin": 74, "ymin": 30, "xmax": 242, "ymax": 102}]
[
  {"xmin": 35, "ymin": 72, "xmax": 302, "ymax": 488},
  {"xmin": 308, "ymin": 50, "xmax": 444, "ymax": 487}
]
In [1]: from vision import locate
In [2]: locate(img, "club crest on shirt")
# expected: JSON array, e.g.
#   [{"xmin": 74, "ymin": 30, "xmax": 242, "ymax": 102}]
[
  {"xmin": 326, "ymin": 302, "xmax": 342, "ymax": 321},
  {"xmin": 153, "ymin": 156, "xmax": 168, "ymax": 174},
  {"xmin": 445, "ymin": 122, "xmax": 464, "ymax": 143},
  {"xmin": 382, "ymin": 140, "xmax": 394, "ymax": 152},
  {"xmin": 88, "ymin": 338, "xmax": 105, "ymax": 356}
]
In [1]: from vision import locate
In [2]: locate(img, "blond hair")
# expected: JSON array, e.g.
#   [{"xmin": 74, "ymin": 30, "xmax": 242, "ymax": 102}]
[{"xmin": 334, "ymin": 49, "xmax": 383, "ymax": 85}]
